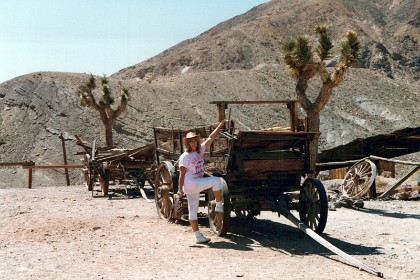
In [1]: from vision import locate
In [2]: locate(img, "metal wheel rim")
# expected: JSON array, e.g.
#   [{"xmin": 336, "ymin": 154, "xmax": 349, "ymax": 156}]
[
  {"xmin": 299, "ymin": 178, "xmax": 328, "ymax": 234},
  {"xmin": 155, "ymin": 163, "xmax": 174, "ymax": 221},
  {"xmin": 208, "ymin": 179, "xmax": 230, "ymax": 236}
]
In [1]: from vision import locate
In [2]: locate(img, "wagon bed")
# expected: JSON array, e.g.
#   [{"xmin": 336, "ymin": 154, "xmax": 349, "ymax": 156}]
[
  {"xmin": 226, "ymin": 130, "xmax": 318, "ymax": 192},
  {"xmin": 152, "ymin": 100, "xmax": 328, "ymax": 236}
]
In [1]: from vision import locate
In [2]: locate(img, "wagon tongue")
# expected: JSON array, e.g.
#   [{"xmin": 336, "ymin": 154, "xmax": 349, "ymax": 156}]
[{"xmin": 276, "ymin": 197, "xmax": 383, "ymax": 278}]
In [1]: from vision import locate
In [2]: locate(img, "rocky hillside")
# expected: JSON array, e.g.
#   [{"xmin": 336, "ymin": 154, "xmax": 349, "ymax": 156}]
[
  {"xmin": 0, "ymin": 0, "xmax": 419, "ymax": 187},
  {"xmin": 114, "ymin": 0, "xmax": 420, "ymax": 84}
]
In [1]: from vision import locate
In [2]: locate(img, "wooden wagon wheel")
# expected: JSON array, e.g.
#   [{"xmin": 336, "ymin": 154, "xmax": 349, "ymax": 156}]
[
  {"xmin": 299, "ymin": 178, "xmax": 328, "ymax": 234},
  {"xmin": 146, "ymin": 161, "xmax": 158, "ymax": 189},
  {"xmin": 99, "ymin": 162, "xmax": 109, "ymax": 196},
  {"xmin": 83, "ymin": 154, "xmax": 93, "ymax": 191},
  {"xmin": 208, "ymin": 178, "xmax": 230, "ymax": 236},
  {"xmin": 341, "ymin": 159, "xmax": 377, "ymax": 199},
  {"xmin": 155, "ymin": 162, "xmax": 176, "ymax": 221}
]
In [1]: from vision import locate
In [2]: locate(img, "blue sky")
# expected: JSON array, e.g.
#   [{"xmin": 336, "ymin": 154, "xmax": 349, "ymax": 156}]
[{"xmin": 0, "ymin": 0, "xmax": 269, "ymax": 83}]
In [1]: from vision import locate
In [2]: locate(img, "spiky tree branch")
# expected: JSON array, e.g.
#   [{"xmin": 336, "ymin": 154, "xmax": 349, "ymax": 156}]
[
  {"xmin": 76, "ymin": 74, "xmax": 129, "ymax": 147},
  {"xmin": 282, "ymin": 25, "xmax": 361, "ymax": 175}
]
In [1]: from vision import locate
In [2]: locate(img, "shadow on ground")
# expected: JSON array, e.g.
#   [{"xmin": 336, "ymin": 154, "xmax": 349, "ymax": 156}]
[{"xmin": 207, "ymin": 217, "xmax": 383, "ymax": 257}]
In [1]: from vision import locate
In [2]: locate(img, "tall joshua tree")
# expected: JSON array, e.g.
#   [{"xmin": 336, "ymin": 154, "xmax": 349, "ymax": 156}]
[
  {"xmin": 76, "ymin": 74, "xmax": 129, "ymax": 147},
  {"xmin": 282, "ymin": 25, "xmax": 360, "ymax": 175}
]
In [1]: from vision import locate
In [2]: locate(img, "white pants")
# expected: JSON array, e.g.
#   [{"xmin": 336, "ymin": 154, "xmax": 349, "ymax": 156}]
[{"xmin": 185, "ymin": 176, "xmax": 222, "ymax": 220}]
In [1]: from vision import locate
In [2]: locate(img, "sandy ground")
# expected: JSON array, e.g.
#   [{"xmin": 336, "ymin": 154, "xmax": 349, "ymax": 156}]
[{"xmin": 1, "ymin": 184, "xmax": 419, "ymax": 280}]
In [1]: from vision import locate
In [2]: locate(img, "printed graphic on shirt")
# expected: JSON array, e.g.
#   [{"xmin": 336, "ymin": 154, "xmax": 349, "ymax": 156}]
[{"xmin": 190, "ymin": 154, "xmax": 204, "ymax": 176}]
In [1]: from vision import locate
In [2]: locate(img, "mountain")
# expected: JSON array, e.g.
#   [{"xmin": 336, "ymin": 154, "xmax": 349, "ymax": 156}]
[
  {"xmin": 113, "ymin": 0, "xmax": 419, "ymax": 84},
  {"xmin": 0, "ymin": 0, "xmax": 419, "ymax": 187}
]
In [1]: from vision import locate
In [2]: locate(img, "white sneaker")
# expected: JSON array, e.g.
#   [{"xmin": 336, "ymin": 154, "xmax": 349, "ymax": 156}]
[
  {"xmin": 196, "ymin": 233, "xmax": 211, "ymax": 244},
  {"xmin": 215, "ymin": 204, "xmax": 224, "ymax": 213}
]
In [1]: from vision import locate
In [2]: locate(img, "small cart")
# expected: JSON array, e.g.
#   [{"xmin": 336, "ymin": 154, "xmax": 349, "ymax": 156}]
[{"xmin": 76, "ymin": 136, "xmax": 156, "ymax": 196}]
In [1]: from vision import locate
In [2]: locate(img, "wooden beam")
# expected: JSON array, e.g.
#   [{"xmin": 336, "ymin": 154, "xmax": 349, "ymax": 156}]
[
  {"xmin": 369, "ymin": 155, "xmax": 420, "ymax": 166},
  {"xmin": 210, "ymin": 100, "xmax": 301, "ymax": 105},
  {"xmin": 379, "ymin": 165, "xmax": 420, "ymax": 198},
  {"xmin": 216, "ymin": 103, "xmax": 226, "ymax": 122},
  {"xmin": 22, "ymin": 164, "xmax": 83, "ymax": 169},
  {"xmin": 60, "ymin": 134, "xmax": 70, "ymax": 186},
  {"xmin": 0, "ymin": 162, "xmax": 33, "ymax": 167},
  {"xmin": 74, "ymin": 135, "xmax": 91, "ymax": 154},
  {"xmin": 284, "ymin": 212, "xmax": 383, "ymax": 277}
]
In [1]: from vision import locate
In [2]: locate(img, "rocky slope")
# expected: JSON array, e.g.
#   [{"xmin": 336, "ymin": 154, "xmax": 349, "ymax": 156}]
[
  {"xmin": 114, "ymin": 0, "xmax": 420, "ymax": 83},
  {"xmin": 0, "ymin": 0, "xmax": 419, "ymax": 187}
]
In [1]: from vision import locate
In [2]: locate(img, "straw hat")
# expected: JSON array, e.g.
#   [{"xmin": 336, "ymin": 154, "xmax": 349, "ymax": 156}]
[{"xmin": 185, "ymin": 132, "xmax": 198, "ymax": 139}]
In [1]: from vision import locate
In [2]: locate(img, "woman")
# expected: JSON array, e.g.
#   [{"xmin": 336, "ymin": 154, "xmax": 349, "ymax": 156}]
[{"xmin": 177, "ymin": 120, "xmax": 226, "ymax": 244}]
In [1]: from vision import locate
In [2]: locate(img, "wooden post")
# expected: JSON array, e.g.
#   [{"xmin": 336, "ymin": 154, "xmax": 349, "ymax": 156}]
[
  {"xmin": 378, "ymin": 160, "xmax": 395, "ymax": 177},
  {"xmin": 287, "ymin": 102, "xmax": 298, "ymax": 132},
  {"xmin": 27, "ymin": 161, "xmax": 35, "ymax": 189},
  {"xmin": 60, "ymin": 133, "xmax": 70, "ymax": 186},
  {"xmin": 329, "ymin": 167, "xmax": 347, "ymax": 179},
  {"xmin": 216, "ymin": 103, "xmax": 226, "ymax": 122}
]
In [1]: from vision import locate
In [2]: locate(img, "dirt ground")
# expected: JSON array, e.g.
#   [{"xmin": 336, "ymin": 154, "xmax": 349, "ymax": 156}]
[{"xmin": 1, "ymin": 183, "xmax": 419, "ymax": 280}]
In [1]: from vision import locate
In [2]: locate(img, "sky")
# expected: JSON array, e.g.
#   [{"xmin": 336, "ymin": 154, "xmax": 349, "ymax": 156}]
[{"xmin": 0, "ymin": 0, "xmax": 269, "ymax": 83}]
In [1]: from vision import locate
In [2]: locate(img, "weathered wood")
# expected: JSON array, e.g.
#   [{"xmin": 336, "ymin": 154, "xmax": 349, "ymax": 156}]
[
  {"xmin": 369, "ymin": 155, "xmax": 420, "ymax": 166},
  {"xmin": 283, "ymin": 211, "xmax": 383, "ymax": 277},
  {"xmin": 60, "ymin": 134, "xmax": 70, "ymax": 186},
  {"xmin": 216, "ymin": 103, "xmax": 226, "ymax": 122},
  {"xmin": 0, "ymin": 162, "xmax": 33, "ymax": 167},
  {"xmin": 210, "ymin": 100, "xmax": 302, "ymax": 105},
  {"xmin": 27, "ymin": 161, "xmax": 35, "ymax": 189},
  {"xmin": 241, "ymin": 159, "xmax": 305, "ymax": 172},
  {"xmin": 74, "ymin": 135, "xmax": 91, "ymax": 154},
  {"xmin": 379, "ymin": 165, "xmax": 420, "ymax": 198},
  {"xmin": 329, "ymin": 167, "xmax": 348, "ymax": 179},
  {"xmin": 22, "ymin": 164, "xmax": 84, "ymax": 169},
  {"xmin": 28, "ymin": 167, "xmax": 33, "ymax": 189},
  {"xmin": 377, "ymin": 160, "xmax": 395, "ymax": 177},
  {"xmin": 237, "ymin": 150, "xmax": 304, "ymax": 160},
  {"xmin": 288, "ymin": 102, "xmax": 298, "ymax": 132},
  {"xmin": 316, "ymin": 159, "xmax": 360, "ymax": 167}
]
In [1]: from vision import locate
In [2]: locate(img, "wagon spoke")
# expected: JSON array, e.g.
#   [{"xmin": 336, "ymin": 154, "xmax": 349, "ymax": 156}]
[{"xmin": 341, "ymin": 160, "xmax": 377, "ymax": 199}]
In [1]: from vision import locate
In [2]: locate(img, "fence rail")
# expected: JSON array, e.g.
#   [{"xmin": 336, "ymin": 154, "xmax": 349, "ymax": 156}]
[{"xmin": 0, "ymin": 161, "xmax": 83, "ymax": 188}]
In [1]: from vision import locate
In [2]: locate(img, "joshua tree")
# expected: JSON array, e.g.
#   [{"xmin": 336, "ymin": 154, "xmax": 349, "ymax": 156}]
[
  {"xmin": 76, "ymin": 74, "xmax": 129, "ymax": 147},
  {"xmin": 282, "ymin": 25, "xmax": 360, "ymax": 175}
]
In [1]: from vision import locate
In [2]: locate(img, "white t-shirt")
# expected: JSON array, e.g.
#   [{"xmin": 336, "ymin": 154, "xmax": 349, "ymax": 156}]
[{"xmin": 179, "ymin": 143, "xmax": 206, "ymax": 183}]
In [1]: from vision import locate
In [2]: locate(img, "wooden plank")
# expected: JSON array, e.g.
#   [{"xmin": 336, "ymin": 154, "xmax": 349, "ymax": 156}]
[
  {"xmin": 241, "ymin": 159, "xmax": 305, "ymax": 172},
  {"xmin": 0, "ymin": 162, "xmax": 33, "ymax": 167},
  {"xmin": 369, "ymin": 155, "xmax": 420, "ymax": 166},
  {"xmin": 283, "ymin": 213, "xmax": 383, "ymax": 277},
  {"xmin": 74, "ymin": 135, "xmax": 91, "ymax": 154},
  {"xmin": 210, "ymin": 100, "xmax": 302, "ymax": 105},
  {"xmin": 238, "ymin": 150, "xmax": 304, "ymax": 160},
  {"xmin": 22, "ymin": 164, "xmax": 83, "ymax": 169},
  {"xmin": 379, "ymin": 165, "xmax": 420, "ymax": 198},
  {"xmin": 329, "ymin": 167, "xmax": 347, "ymax": 179},
  {"xmin": 378, "ymin": 160, "xmax": 395, "ymax": 177}
]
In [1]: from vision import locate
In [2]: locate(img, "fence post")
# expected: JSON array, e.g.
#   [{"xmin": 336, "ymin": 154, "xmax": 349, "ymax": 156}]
[
  {"xmin": 60, "ymin": 133, "xmax": 70, "ymax": 186},
  {"xmin": 27, "ymin": 161, "xmax": 35, "ymax": 189}
]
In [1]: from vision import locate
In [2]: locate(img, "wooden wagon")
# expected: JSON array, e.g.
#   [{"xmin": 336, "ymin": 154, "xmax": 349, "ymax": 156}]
[
  {"xmin": 76, "ymin": 135, "xmax": 156, "ymax": 196},
  {"xmin": 152, "ymin": 100, "xmax": 328, "ymax": 236}
]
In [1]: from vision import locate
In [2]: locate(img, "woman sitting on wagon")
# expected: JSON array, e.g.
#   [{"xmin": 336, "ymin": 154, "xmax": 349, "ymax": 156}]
[{"xmin": 177, "ymin": 120, "xmax": 226, "ymax": 244}]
